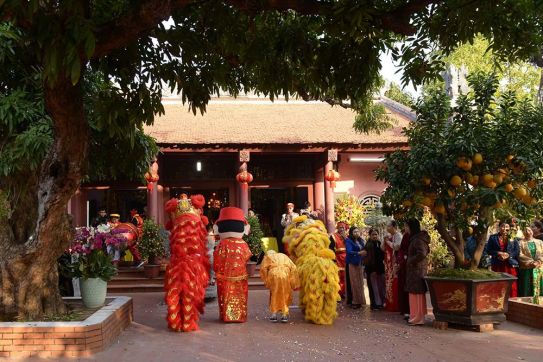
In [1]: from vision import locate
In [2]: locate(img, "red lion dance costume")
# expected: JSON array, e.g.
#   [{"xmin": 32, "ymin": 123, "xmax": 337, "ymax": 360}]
[{"xmin": 164, "ymin": 194, "xmax": 210, "ymax": 332}]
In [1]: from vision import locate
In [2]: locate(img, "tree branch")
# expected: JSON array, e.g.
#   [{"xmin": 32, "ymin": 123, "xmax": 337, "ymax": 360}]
[
  {"xmin": 224, "ymin": 0, "xmax": 333, "ymax": 14},
  {"xmin": 296, "ymin": 87, "xmax": 353, "ymax": 109},
  {"xmin": 379, "ymin": 0, "xmax": 441, "ymax": 36},
  {"xmin": 93, "ymin": 0, "xmax": 194, "ymax": 58}
]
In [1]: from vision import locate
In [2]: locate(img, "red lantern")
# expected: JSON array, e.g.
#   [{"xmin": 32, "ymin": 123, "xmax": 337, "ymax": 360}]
[
  {"xmin": 325, "ymin": 169, "xmax": 340, "ymax": 188},
  {"xmin": 145, "ymin": 172, "xmax": 159, "ymax": 190},
  {"xmin": 236, "ymin": 170, "xmax": 253, "ymax": 184}
]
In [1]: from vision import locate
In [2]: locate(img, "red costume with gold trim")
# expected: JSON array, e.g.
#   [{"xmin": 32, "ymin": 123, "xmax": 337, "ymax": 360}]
[
  {"xmin": 213, "ymin": 207, "xmax": 252, "ymax": 323},
  {"xmin": 330, "ymin": 232, "xmax": 347, "ymax": 297},
  {"xmin": 164, "ymin": 195, "xmax": 210, "ymax": 332}
]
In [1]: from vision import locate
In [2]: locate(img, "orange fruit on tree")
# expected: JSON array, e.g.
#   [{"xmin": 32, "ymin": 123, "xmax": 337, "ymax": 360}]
[
  {"xmin": 450, "ymin": 175, "xmax": 462, "ymax": 187},
  {"xmin": 514, "ymin": 187, "xmax": 527, "ymax": 199},
  {"xmin": 527, "ymin": 180, "xmax": 537, "ymax": 189},
  {"xmin": 472, "ymin": 153, "xmax": 483, "ymax": 165},
  {"xmin": 506, "ymin": 155, "xmax": 515, "ymax": 163},
  {"xmin": 468, "ymin": 226, "xmax": 474, "ymax": 235},
  {"xmin": 421, "ymin": 177, "xmax": 431, "ymax": 186},
  {"xmin": 402, "ymin": 200, "xmax": 413, "ymax": 208},
  {"xmin": 420, "ymin": 196, "xmax": 433, "ymax": 208},
  {"xmin": 504, "ymin": 183, "xmax": 514, "ymax": 192},
  {"xmin": 487, "ymin": 181, "xmax": 497, "ymax": 189},
  {"xmin": 493, "ymin": 173, "xmax": 504, "ymax": 185},
  {"xmin": 447, "ymin": 189, "xmax": 456, "ymax": 198},
  {"xmin": 456, "ymin": 157, "xmax": 466, "ymax": 168},
  {"xmin": 482, "ymin": 174, "xmax": 494, "ymax": 186},
  {"xmin": 433, "ymin": 204, "xmax": 446, "ymax": 215}
]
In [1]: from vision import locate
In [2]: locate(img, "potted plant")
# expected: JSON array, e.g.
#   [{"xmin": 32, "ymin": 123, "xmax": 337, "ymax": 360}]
[
  {"xmin": 67, "ymin": 227, "xmax": 117, "ymax": 308},
  {"xmin": 139, "ymin": 219, "xmax": 166, "ymax": 278},
  {"xmin": 243, "ymin": 215, "xmax": 264, "ymax": 276},
  {"xmin": 377, "ymin": 73, "xmax": 543, "ymax": 328}
]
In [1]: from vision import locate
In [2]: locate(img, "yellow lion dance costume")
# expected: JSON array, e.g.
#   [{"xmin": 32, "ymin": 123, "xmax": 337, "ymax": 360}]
[{"xmin": 284, "ymin": 216, "xmax": 340, "ymax": 325}]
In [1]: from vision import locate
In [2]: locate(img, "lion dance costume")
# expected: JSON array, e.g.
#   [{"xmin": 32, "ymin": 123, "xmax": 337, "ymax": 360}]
[
  {"xmin": 284, "ymin": 215, "xmax": 340, "ymax": 325},
  {"xmin": 164, "ymin": 194, "xmax": 210, "ymax": 332}
]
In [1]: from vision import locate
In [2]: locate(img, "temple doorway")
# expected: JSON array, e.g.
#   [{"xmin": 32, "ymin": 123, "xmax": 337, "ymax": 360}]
[{"xmin": 250, "ymin": 187, "xmax": 309, "ymax": 240}]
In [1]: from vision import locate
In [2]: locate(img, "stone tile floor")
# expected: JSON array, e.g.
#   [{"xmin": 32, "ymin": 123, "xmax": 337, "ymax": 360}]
[{"xmin": 17, "ymin": 291, "xmax": 543, "ymax": 362}]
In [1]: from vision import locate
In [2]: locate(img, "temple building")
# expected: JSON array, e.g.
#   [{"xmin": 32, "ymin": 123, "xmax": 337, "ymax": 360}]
[{"xmin": 69, "ymin": 96, "xmax": 413, "ymax": 235}]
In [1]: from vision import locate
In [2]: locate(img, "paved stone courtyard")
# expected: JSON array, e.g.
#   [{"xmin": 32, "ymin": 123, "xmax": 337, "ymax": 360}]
[{"xmin": 17, "ymin": 291, "xmax": 543, "ymax": 362}]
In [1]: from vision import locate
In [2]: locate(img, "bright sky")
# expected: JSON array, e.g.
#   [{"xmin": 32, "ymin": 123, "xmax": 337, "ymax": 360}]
[{"xmin": 379, "ymin": 51, "xmax": 419, "ymax": 97}]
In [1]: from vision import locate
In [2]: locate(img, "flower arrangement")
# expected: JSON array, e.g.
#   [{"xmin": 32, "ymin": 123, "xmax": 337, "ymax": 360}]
[
  {"xmin": 139, "ymin": 219, "xmax": 166, "ymax": 264},
  {"xmin": 66, "ymin": 227, "xmax": 118, "ymax": 282},
  {"xmin": 334, "ymin": 194, "xmax": 368, "ymax": 229}
]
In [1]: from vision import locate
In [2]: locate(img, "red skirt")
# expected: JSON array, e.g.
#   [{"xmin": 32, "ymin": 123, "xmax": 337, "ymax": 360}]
[{"xmin": 492, "ymin": 264, "xmax": 518, "ymax": 298}]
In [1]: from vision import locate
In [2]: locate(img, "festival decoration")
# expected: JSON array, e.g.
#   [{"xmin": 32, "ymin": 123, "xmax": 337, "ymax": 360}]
[
  {"xmin": 325, "ymin": 169, "xmax": 340, "ymax": 188},
  {"xmin": 164, "ymin": 194, "xmax": 209, "ymax": 332},
  {"xmin": 284, "ymin": 215, "xmax": 340, "ymax": 325},
  {"xmin": 236, "ymin": 170, "xmax": 253, "ymax": 184}
]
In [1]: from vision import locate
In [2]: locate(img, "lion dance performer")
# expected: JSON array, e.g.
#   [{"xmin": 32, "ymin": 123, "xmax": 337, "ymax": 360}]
[
  {"xmin": 213, "ymin": 207, "xmax": 252, "ymax": 323},
  {"xmin": 164, "ymin": 194, "xmax": 210, "ymax": 332},
  {"xmin": 260, "ymin": 250, "xmax": 299, "ymax": 323},
  {"xmin": 284, "ymin": 215, "xmax": 340, "ymax": 325}
]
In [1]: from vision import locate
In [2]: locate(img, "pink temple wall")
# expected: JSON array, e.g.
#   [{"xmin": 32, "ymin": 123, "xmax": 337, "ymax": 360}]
[{"xmin": 334, "ymin": 153, "xmax": 387, "ymax": 199}]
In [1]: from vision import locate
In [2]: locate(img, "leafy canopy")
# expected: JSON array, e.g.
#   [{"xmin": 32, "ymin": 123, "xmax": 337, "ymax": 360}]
[{"xmin": 2, "ymin": 1, "xmax": 543, "ymax": 135}]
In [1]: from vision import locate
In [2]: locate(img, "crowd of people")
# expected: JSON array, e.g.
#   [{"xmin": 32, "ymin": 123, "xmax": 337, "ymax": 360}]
[
  {"xmin": 327, "ymin": 218, "xmax": 430, "ymax": 325},
  {"xmin": 279, "ymin": 200, "xmax": 543, "ymax": 325}
]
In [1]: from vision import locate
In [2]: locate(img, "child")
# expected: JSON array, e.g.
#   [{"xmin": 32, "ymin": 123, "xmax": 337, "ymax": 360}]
[{"xmin": 260, "ymin": 250, "xmax": 299, "ymax": 323}]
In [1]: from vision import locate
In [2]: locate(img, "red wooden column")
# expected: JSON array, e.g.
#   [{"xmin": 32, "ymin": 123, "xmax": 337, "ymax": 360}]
[
  {"xmin": 237, "ymin": 151, "xmax": 251, "ymax": 216},
  {"xmin": 314, "ymin": 165, "xmax": 325, "ymax": 218},
  {"xmin": 324, "ymin": 150, "xmax": 337, "ymax": 233},
  {"xmin": 157, "ymin": 184, "xmax": 164, "ymax": 225}
]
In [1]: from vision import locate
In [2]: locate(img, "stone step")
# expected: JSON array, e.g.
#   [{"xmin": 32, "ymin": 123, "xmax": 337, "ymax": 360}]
[{"xmin": 109, "ymin": 276, "xmax": 164, "ymax": 286}]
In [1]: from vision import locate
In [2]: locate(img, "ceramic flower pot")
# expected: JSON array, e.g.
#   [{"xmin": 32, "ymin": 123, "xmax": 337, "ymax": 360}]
[
  {"xmin": 80, "ymin": 277, "xmax": 107, "ymax": 308},
  {"xmin": 144, "ymin": 264, "xmax": 161, "ymax": 278},
  {"xmin": 246, "ymin": 261, "xmax": 257, "ymax": 277}
]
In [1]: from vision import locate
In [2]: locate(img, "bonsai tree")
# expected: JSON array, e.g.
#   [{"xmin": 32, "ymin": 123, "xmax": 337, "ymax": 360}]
[
  {"xmin": 243, "ymin": 215, "xmax": 264, "ymax": 260},
  {"xmin": 377, "ymin": 73, "xmax": 543, "ymax": 270},
  {"xmin": 139, "ymin": 219, "xmax": 166, "ymax": 265}
]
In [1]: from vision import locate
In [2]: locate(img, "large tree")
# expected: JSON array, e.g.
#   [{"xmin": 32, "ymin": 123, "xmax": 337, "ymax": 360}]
[{"xmin": 1, "ymin": 1, "xmax": 543, "ymax": 320}]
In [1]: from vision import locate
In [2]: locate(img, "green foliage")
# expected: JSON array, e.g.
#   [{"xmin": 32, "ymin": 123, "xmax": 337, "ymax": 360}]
[
  {"xmin": 139, "ymin": 219, "xmax": 165, "ymax": 262},
  {"xmin": 243, "ymin": 215, "xmax": 264, "ymax": 257},
  {"xmin": 69, "ymin": 250, "xmax": 117, "ymax": 282},
  {"xmin": 384, "ymin": 83, "xmax": 414, "ymax": 108},
  {"xmin": 444, "ymin": 36, "xmax": 540, "ymax": 100},
  {"xmin": 335, "ymin": 195, "xmax": 368, "ymax": 229},
  {"xmin": 421, "ymin": 212, "xmax": 452, "ymax": 271},
  {"xmin": 429, "ymin": 268, "xmax": 503, "ymax": 280},
  {"xmin": 377, "ymin": 73, "xmax": 543, "ymax": 268}
]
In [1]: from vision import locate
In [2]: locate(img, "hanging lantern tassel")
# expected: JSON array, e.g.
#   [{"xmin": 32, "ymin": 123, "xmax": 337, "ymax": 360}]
[{"xmin": 325, "ymin": 169, "xmax": 340, "ymax": 189}]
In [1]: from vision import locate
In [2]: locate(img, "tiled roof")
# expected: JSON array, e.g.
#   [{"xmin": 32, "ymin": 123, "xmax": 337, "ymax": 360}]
[{"xmin": 145, "ymin": 97, "xmax": 411, "ymax": 145}]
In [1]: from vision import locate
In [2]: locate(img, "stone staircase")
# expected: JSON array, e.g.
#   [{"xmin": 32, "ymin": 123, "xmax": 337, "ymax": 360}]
[{"xmin": 107, "ymin": 265, "xmax": 265, "ymax": 294}]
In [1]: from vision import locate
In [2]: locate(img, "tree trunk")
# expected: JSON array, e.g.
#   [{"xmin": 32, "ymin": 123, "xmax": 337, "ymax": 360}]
[
  {"xmin": 538, "ymin": 67, "xmax": 543, "ymax": 105},
  {"xmin": 435, "ymin": 215, "xmax": 465, "ymax": 268},
  {"xmin": 0, "ymin": 75, "xmax": 88, "ymax": 320}
]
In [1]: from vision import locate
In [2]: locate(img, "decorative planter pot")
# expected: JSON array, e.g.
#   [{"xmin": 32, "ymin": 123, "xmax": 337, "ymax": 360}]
[
  {"xmin": 425, "ymin": 273, "xmax": 516, "ymax": 326},
  {"xmin": 246, "ymin": 261, "xmax": 257, "ymax": 277},
  {"xmin": 144, "ymin": 264, "xmax": 161, "ymax": 279},
  {"xmin": 80, "ymin": 277, "xmax": 107, "ymax": 308}
]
